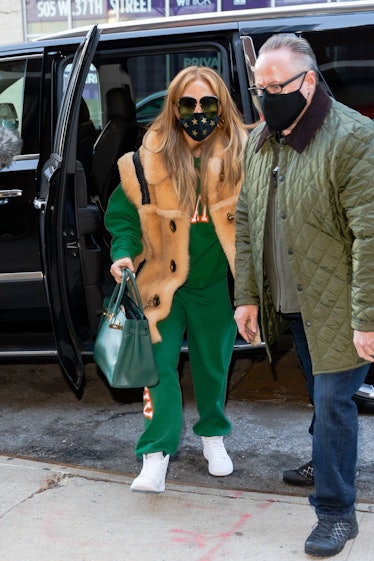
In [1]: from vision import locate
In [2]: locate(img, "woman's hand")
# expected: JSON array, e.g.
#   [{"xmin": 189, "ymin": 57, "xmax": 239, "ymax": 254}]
[{"xmin": 110, "ymin": 257, "xmax": 135, "ymax": 283}]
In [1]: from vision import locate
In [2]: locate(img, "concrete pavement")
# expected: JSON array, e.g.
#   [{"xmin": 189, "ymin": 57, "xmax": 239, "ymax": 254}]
[
  {"xmin": 1, "ymin": 361, "xmax": 373, "ymax": 502},
  {"xmin": 0, "ymin": 455, "xmax": 373, "ymax": 561}
]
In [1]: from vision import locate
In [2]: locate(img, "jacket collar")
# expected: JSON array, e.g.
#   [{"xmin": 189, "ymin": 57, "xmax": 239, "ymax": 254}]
[{"xmin": 255, "ymin": 84, "xmax": 332, "ymax": 154}]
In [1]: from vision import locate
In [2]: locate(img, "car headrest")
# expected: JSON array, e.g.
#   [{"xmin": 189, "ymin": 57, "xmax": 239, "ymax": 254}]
[{"xmin": 106, "ymin": 87, "xmax": 136, "ymax": 121}]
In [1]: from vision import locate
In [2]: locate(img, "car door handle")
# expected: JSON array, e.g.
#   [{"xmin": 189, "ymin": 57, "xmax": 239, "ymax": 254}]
[
  {"xmin": 0, "ymin": 189, "xmax": 22, "ymax": 205},
  {"xmin": 33, "ymin": 197, "xmax": 47, "ymax": 210}
]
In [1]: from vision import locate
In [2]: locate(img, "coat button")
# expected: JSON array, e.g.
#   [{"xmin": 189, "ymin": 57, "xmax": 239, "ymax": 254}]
[
  {"xmin": 153, "ymin": 295, "xmax": 160, "ymax": 307},
  {"xmin": 169, "ymin": 220, "xmax": 176, "ymax": 232},
  {"xmin": 279, "ymin": 175, "xmax": 285, "ymax": 182},
  {"xmin": 296, "ymin": 284, "xmax": 303, "ymax": 291},
  {"xmin": 170, "ymin": 260, "xmax": 176, "ymax": 272},
  {"xmin": 305, "ymin": 320, "xmax": 312, "ymax": 327},
  {"xmin": 280, "ymin": 212, "xmax": 287, "ymax": 219},
  {"xmin": 288, "ymin": 249, "xmax": 294, "ymax": 255}
]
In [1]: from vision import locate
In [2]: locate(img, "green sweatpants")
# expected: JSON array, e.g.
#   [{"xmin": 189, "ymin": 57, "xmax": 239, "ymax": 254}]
[{"xmin": 135, "ymin": 275, "xmax": 236, "ymax": 457}]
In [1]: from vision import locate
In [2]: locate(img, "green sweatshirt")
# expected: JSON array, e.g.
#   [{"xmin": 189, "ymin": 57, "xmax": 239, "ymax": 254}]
[{"xmin": 105, "ymin": 161, "xmax": 227, "ymax": 289}]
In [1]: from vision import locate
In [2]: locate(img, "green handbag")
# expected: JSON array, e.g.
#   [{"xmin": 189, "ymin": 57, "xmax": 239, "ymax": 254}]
[{"xmin": 94, "ymin": 268, "xmax": 159, "ymax": 389}]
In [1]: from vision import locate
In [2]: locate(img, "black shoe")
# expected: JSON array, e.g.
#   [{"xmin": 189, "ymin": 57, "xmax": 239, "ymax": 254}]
[
  {"xmin": 305, "ymin": 514, "xmax": 358, "ymax": 557},
  {"xmin": 283, "ymin": 460, "xmax": 314, "ymax": 486}
]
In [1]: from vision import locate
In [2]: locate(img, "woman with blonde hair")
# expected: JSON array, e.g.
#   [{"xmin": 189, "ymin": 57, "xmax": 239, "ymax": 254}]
[{"xmin": 105, "ymin": 65, "xmax": 248, "ymax": 493}]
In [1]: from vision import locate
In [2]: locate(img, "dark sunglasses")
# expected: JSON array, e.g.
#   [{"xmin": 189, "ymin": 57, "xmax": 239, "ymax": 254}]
[{"xmin": 177, "ymin": 95, "xmax": 219, "ymax": 119}]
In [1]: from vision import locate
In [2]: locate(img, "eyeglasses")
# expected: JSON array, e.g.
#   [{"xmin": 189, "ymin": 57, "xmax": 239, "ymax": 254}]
[
  {"xmin": 248, "ymin": 71, "xmax": 308, "ymax": 97},
  {"xmin": 177, "ymin": 96, "xmax": 219, "ymax": 119}
]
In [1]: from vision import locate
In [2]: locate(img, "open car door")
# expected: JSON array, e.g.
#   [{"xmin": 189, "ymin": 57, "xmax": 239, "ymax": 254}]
[{"xmin": 36, "ymin": 26, "xmax": 101, "ymax": 391}]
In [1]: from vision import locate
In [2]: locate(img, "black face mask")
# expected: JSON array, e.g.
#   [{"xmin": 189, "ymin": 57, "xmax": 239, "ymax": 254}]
[
  {"xmin": 179, "ymin": 112, "xmax": 219, "ymax": 141},
  {"xmin": 260, "ymin": 89, "xmax": 307, "ymax": 132}
]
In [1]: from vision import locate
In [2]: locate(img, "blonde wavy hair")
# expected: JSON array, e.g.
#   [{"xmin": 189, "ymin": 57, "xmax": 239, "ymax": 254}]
[{"xmin": 143, "ymin": 66, "xmax": 248, "ymax": 212}]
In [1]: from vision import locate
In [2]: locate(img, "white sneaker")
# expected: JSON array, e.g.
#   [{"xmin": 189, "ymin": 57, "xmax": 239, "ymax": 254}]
[
  {"xmin": 130, "ymin": 452, "xmax": 170, "ymax": 493},
  {"xmin": 202, "ymin": 436, "xmax": 233, "ymax": 476}
]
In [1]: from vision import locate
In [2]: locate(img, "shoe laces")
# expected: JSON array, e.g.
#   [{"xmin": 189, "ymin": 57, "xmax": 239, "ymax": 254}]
[
  {"xmin": 299, "ymin": 461, "xmax": 313, "ymax": 478},
  {"xmin": 311, "ymin": 519, "xmax": 352, "ymax": 544}
]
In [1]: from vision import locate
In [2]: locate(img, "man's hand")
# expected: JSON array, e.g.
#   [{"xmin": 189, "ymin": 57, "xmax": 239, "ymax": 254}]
[
  {"xmin": 110, "ymin": 257, "xmax": 135, "ymax": 283},
  {"xmin": 234, "ymin": 304, "xmax": 261, "ymax": 344},
  {"xmin": 353, "ymin": 330, "xmax": 374, "ymax": 363}
]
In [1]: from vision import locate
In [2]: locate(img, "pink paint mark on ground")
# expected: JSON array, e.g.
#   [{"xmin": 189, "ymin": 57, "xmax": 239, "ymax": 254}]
[
  {"xmin": 257, "ymin": 499, "xmax": 275, "ymax": 509},
  {"xmin": 171, "ymin": 512, "xmax": 252, "ymax": 560},
  {"xmin": 231, "ymin": 490, "xmax": 244, "ymax": 498}
]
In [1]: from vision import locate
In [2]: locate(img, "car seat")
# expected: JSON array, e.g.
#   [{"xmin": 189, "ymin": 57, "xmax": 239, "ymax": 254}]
[{"xmin": 91, "ymin": 86, "xmax": 138, "ymax": 212}]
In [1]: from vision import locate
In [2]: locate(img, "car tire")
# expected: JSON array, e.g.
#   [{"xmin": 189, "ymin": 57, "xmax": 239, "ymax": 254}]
[{"xmin": 353, "ymin": 365, "xmax": 374, "ymax": 414}]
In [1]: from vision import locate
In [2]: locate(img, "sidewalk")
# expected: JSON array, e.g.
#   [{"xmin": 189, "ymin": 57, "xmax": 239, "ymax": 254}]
[{"xmin": 0, "ymin": 455, "xmax": 372, "ymax": 561}]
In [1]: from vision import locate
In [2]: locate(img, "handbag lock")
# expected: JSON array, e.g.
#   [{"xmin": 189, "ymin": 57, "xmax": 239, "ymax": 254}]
[{"xmin": 109, "ymin": 320, "xmax": 123, "ymax": 330}]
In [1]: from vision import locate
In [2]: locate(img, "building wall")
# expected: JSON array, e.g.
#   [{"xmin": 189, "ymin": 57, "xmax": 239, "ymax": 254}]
[
  {"xmin": 0, "ymin": 0, "xmax": 24, "ymax": 45},
  {"xmin": 0, "ymin": 0, "xmax": 350, "ymax": 46}
]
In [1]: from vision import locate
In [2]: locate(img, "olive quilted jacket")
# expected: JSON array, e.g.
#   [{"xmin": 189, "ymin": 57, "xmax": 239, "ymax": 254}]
[{"xmin": 235, "ymin": 91, "xmax": 374, "ymax": 374}]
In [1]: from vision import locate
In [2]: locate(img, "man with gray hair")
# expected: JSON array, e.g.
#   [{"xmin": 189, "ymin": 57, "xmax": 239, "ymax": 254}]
[{"xmin": 234, "ymin": 33, "xmax": 374, "ymax": 557}]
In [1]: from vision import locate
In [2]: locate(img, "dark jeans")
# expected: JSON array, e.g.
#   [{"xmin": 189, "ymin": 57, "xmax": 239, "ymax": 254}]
[{"xmin": 289, "ymin": 317, "xmax": 369, "ymax": 518}]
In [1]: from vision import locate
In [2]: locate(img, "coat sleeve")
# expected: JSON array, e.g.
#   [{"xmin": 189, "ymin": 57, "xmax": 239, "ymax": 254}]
[
  {"xmin": 234, "ymin": 147, "xmax": 261, "ymax": 307},
  {"xmin": 104, "ymin": 184, "xmax": 143, "ymax": 262},
  {"xmin": 336, "ymin": 119, "xmax": 374, "ymax": 331}
]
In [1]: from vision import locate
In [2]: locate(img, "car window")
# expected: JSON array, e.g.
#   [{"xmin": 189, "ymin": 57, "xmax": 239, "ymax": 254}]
[
  {"xmin": 127, "ymin": 48, "xmax": 223, "ymax": 128},
  {"xmin": 0, "ymin": 56, "xmax": 43, "ymax": 157},
  {"xmin": 305, "ymin": 27, "xmax": 374, "ymax": 119},
  {"xmin": 136, "ymin": 90, "xmax": 167, "ymax": 125},
  {"xmin": 82, "ymin": 65, "xmax": 101, "ymax": 129},
  {"xmin": 64, "ymin": 62, "xmax": 102, "ymax": 130},
  {"xmin": 128, "ymin": 50, "xmax": 222, "ymax": 104},
  {"xmin": 0, "ymin": 60, "xmax": 25, "ymax": 136}
]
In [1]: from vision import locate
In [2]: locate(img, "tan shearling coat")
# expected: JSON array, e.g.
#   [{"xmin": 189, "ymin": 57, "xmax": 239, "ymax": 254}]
[{"xmin": 117, "ymin": 130, "xmax": 247, "ymax": 343}]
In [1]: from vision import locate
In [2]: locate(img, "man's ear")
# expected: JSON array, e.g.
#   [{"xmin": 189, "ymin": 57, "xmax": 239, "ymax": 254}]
[{"xmin": 306, "ymin": 69, "xmax": 317, "ymax": 91}]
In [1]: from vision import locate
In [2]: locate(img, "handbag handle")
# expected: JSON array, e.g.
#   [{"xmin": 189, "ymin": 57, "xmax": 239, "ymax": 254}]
[
  {"xmin": 121, "ymin": 267, "xmax": 145, "ymax": 319},
  {"xmin": 104, "ymin": 268, "xmax": 145, "ymax": 324}
]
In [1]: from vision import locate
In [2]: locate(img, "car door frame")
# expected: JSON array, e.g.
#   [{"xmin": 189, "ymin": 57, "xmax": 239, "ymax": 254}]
[{"xmin": 37, "ymin": 26, "xmax": 101, "ymax": 391}]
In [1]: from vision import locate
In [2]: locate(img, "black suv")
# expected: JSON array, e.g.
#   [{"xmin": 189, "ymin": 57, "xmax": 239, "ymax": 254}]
[{"xmin": 0, "ymin": 2, "xmax": 373, "ymax": 406}]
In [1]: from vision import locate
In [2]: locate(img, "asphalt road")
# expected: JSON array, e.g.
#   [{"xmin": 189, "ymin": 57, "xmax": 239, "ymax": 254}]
[{"xmin": 0, "ymin": 353, "xmax": 372, "ymax": 503}]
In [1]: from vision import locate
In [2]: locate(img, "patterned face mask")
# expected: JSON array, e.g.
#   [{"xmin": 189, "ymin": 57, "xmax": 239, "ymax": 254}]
[{"xmin": 178, "ymin": 112, "xmax": 219, "ymax": 141}]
